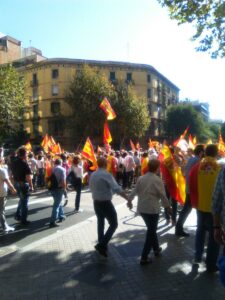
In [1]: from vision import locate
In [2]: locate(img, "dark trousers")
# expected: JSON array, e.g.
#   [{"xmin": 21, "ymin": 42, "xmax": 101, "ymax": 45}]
[
  {"xmin": 176, "ymin": 193, "xmax": 192, "ymax": 231},
  {"xmin": 74, "ymin": 178, "xmax": 82, "ymax": 210},
  {"xmin": 195, "ymin": 210, "xmax": 220, "ymax": 268},
  {"xmin": 141, "ymin": 213, "xmax": 159, "ymax": 259},
  {"xmin": 94, "ymin": 200, "xmax": 118, "ymax": 248}
]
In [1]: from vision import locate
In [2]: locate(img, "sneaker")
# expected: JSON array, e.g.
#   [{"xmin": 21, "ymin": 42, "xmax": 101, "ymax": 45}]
[
  {"xmin": 154, "ymin": 247, "xmax": 162, "ymax": 257},
  {"xmin": 74, "ymin": 208, "xmax": 83, "ymax": 213},
  {"xmin": 175, "ymin": 230, "xmax": 190, "ymax": 237},
  {"xmin": 140, "ymin": 258, "xmax": 153, "ymax": 265},
  {"xmin": 95, "ymin": 244, "xmax": 107, "ymax": 257},
  {"xmin": 49, "ymin": 222, "xmax": 60, "ymax": 228},
  {"xmin": 57, "ymin": 216, "xmax": 66, "ymax": 223},
  {"xmin": 4, "ymin": 226, "xmax": 15, "ymax": 233}
]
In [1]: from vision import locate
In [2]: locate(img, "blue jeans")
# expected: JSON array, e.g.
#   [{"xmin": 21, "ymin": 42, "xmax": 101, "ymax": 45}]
[
  {"xmin": 195, "ymin": 210, "xmax": 220, "ymax": 268},
  {"xmin": 50, "ymin": 189, "xmax": 65, "ymax": 223},
  {"xmin": 15, "ymin": 182, "xmax": 30, "ymax": 222},
  {"xmin": 141, "ymin": 213, "xmax": 159, "ymax": 259},
  {"xmin": 94, "ymin": 200, "xmax": 118, "ymax": 248}
]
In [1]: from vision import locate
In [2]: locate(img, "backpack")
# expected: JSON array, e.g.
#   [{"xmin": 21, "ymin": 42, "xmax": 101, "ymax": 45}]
[{"xmin": 47, "ymin": 172, "xmax": 59, "ymax": 190}]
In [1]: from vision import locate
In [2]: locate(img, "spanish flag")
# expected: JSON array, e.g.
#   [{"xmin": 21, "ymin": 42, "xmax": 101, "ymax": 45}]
[
  {"xmin": 130, "ymin": 139, "xmax": 136, "ymax": 152},
  {"xmin": 189, "ymin": 157, "xmax": 221, "ymax": 211},
  {"xmin": 100, "ymin": 97, "xmax": 116, "ymax": 120},
  {"xmin": 173, "ymin": 126, "xmax": 189, "ymax": 147},
  {"xmin": 159, "ymin": 145, "xmax": 186, "ymax": 204},
  {"xmin": 24, "ymin": 142, "xmax": 32, "ymax": 152},
  {"xmin": 81, "ymin": 137, "xmax": 98, "ymax": 170},
  {"xmin": 41, "ymin": 134, "xmax": 49, "ymax": 152},
  {"xmin": 103, "ymin": 121, "xmax": 112, "ymax": 144},
  {"xmin": 218, "ymin": 134, "xmax": 225, "ymax": 155},
  {"xmin": 141, "ymin": 156, "xmax": 149, "ymax": 175}
]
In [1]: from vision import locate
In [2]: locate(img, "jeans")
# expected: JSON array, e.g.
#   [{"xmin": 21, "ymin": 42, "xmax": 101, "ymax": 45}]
[
  {"xmin": 0, "ymin": 196, "xmax": 7, "ymax": 229},
  {"xmin": 37, "ymin": 168, "xmax": 45, "ymax": 187},
  {"xmin": 50, "ymin": 189, "xmax": 65, "ymax": 223},
  {"xmin": 195, "ymin": 210, "xmax": 220, "ymax": 268},
  {"xmin": 94, "ymin": 200, "xmax": 118, "ymax": 248},
  {"xmin": 141, "ymin": 213, "xmax": 159, "ymax": 259},
  {"xmin": 74, "ymin": 178, "xmax": 82, "ymax": 210},
  {"xmin": 176, "ymin": 193, "xmax": 192, "ymax": 231},
  {"xmin": 15, "ymin": 181, "xmax": 30, "ymax": 222}
]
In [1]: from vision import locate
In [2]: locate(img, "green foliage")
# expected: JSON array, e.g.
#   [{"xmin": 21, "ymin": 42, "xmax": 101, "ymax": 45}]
[
  {"xmin": 158, "ymin": 0, "xmax": 225, "ymax": 58},
  {"xmin": 65, "ymin": 66, "xmax": 150, "ymax": 147},
  {"xmin": 0, "ymin": 64, "xmax": 25, "ymax": 143},
  {"xmin": 221, "ymin": 122, "xmax": 225, "ymax": 140},
  {"xmin": 111, "ymin": 80, "xmax": 150, "ymax": 146},
  {"xmin": 164, "ymin": 104, "xmax": 205, "ymax": 141}
]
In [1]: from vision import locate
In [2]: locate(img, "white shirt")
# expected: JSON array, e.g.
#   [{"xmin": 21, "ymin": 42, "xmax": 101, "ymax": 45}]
[
  {"xmin": 0, "ymin": 167, "xmax": 9, "ymax": 197},
  {"xmin": 71, "ymin": 165, "xmax": 83, "ymax": 179},
  {"xmin": 129, "ymin": 172, "xmax": 169, "ymax": 214}
]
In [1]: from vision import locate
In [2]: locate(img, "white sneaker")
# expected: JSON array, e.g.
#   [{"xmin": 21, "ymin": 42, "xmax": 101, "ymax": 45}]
[{"xmin": 4, "ymin": 226, "xmax": 15, "ymax": 233}]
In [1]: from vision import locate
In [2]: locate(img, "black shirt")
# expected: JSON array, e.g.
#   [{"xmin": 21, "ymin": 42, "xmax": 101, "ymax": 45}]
[{"xmin": 11, "ymin": 157, "xmax": 32, "ymax": 182}]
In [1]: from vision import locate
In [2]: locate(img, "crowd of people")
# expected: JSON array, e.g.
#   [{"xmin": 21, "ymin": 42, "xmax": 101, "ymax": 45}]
[{"xmin": 0, "ymin": 142, "xmax": 225, "ymax": 275}]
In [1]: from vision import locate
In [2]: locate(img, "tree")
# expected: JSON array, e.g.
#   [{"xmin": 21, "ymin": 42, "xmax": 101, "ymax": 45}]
[
  {"xmin": 221, "ymin": 122, "xmax": 225, "ymax": 140},
  {"xmin": 157, "ymin": 0, "xmax": 225, "ymax": 58},
  {"xmin": 112, "ymin": 80, "xmax": 150, "ymax": 147},
  {"xmin": 164, "ymin": 104, "xmax": 207, "ymax": 142},
  {"xmin": 65, "ymin": 66, "xmax": 150, "ymax": 147},
  {"xmin": 0, "ymin": 64, "xmax": 25, "ymax": 144}
]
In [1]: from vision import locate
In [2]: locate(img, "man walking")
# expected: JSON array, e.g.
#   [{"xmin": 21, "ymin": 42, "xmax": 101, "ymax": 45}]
[
  {"xmin": 49, "ymin": 158, "xmax": 66, "ymax": 227},
  {"xmin": 175, "ymin": 144, "xmax": 205, "ymax": 236},
  {"xmin": 11, "ymin": 147, "xmax": 33, "ymax": 225},
  {"xmin": 89, "ymin": 157, "xmax": 129, "ymax": 257}
]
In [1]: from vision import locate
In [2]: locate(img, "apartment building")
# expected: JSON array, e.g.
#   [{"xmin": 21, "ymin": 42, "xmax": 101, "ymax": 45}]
[{"xmin": 0, "ymin": 34, "xmax": 179, "ymax": 148}]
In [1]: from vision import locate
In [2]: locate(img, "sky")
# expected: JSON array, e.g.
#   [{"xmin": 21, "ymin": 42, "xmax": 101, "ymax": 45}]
[{"xmin": 1, "ymin": 0, "xmax": 225, "ymax": 121}]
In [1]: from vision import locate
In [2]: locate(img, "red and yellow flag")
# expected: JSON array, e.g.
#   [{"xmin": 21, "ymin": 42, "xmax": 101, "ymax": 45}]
[
  {"xmin": 81, "ymin": 137, "xmax": 98, "ymax": 170},
  {"xmin": 173, "ymin": 126, "xmax": 189, "ymax": 147},
  {"xmin": 130, "ymin": 139, "xmax": 136, "ymax": 152},
  {"xmin": 103, "ymin": 121, "xmax": 112, "ymax": 144},
  {"xmin": 41, "ymin": 134, "xmax": 49, "ymax": 152},
  {"xmin": 100, "ymin": 97, "xmax": 116, "ymax": 120},
  {"xmin": 159, "ymin": 145, "xmax": 186, "ymax": 204},
  {"xmin": 24, "ymin": 142, "xmax": 32, "ymax": 152}
]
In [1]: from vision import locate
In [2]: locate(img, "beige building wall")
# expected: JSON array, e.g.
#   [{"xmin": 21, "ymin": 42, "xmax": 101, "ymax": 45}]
[
  {"xmin": 0, "ymin": 36, "xmax": 21, "ymax": 64},
  {"xmin": 19, "ymin": 59, "xmax": 179, "ymax": 148}
]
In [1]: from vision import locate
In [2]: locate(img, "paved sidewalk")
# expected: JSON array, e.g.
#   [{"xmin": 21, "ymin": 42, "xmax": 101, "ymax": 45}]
[{"xmin": 0, "ymin": 197, "xmax": 225, "ymax": 300}]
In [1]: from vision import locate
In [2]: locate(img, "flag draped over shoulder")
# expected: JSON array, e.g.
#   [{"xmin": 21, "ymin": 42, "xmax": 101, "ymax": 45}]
[
  {"xmin": 103, "ymin": 121, "xmax": 112, "ymax": 144},
  {"xmin": 159, "ymin": 145, "xmax": 186, "ymax": 204},
  {"xmin": 189, "ymin": 157, "xmax": 221, "ymax": 211},
  {"xmin": 81, "ymin": 137, "xmax": 98, "ymax": 170},
  {"xmin": 99, "ymin": 97, "xmax": 116, "ymax": 120}
]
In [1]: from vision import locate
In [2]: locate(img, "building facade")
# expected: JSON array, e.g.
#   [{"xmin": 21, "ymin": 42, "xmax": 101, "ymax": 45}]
[{"xmin": 0, "ymin": 34, "xmax": 179, "ymax": 149}]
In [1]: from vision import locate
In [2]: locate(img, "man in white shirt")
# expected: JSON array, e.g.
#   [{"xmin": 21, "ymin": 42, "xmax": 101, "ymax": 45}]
[{"xmin": 0, "ymin": 157, "xmax": 17, "ymax": 232}]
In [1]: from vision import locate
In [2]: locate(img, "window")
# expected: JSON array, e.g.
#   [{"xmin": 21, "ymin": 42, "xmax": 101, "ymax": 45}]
[
  {"xmin": 49, "ymin": 119, "xmax": 64, "ymax": 136},
  {"xmin": 52, "ymin": 84, "xmax": 59, "ymax": 96},
  {"xmin": 32, "ymin": 73, "xmax": 38, "ymax": 85},
  {"xmin": 147, "ymin": 88, "xmax": 151, "ymax": 99},
  {"xmin": 52, "ymin": 69, "xmax": 59, "ymax": 79},
  {"xmin": 51, "ymin": 102, "xmax": 60, "ymax": 114},
  {"xmin": 33, "ymin": 104, "xmax": 38, "ymax": 115},
  {"xmin": 147, "ymin": 74, "xmax": 151, "ymax": 83},
  {"xmin": 126, "ymin": 73, "xmax": 132, "ymax": 82},
  {"xmin": 32, "ymin": 87, "xmax": 38, "ymax": 100},
  {"xmin": 109, "ymin": 71, "xmax": 116, "ymax": 81}
]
